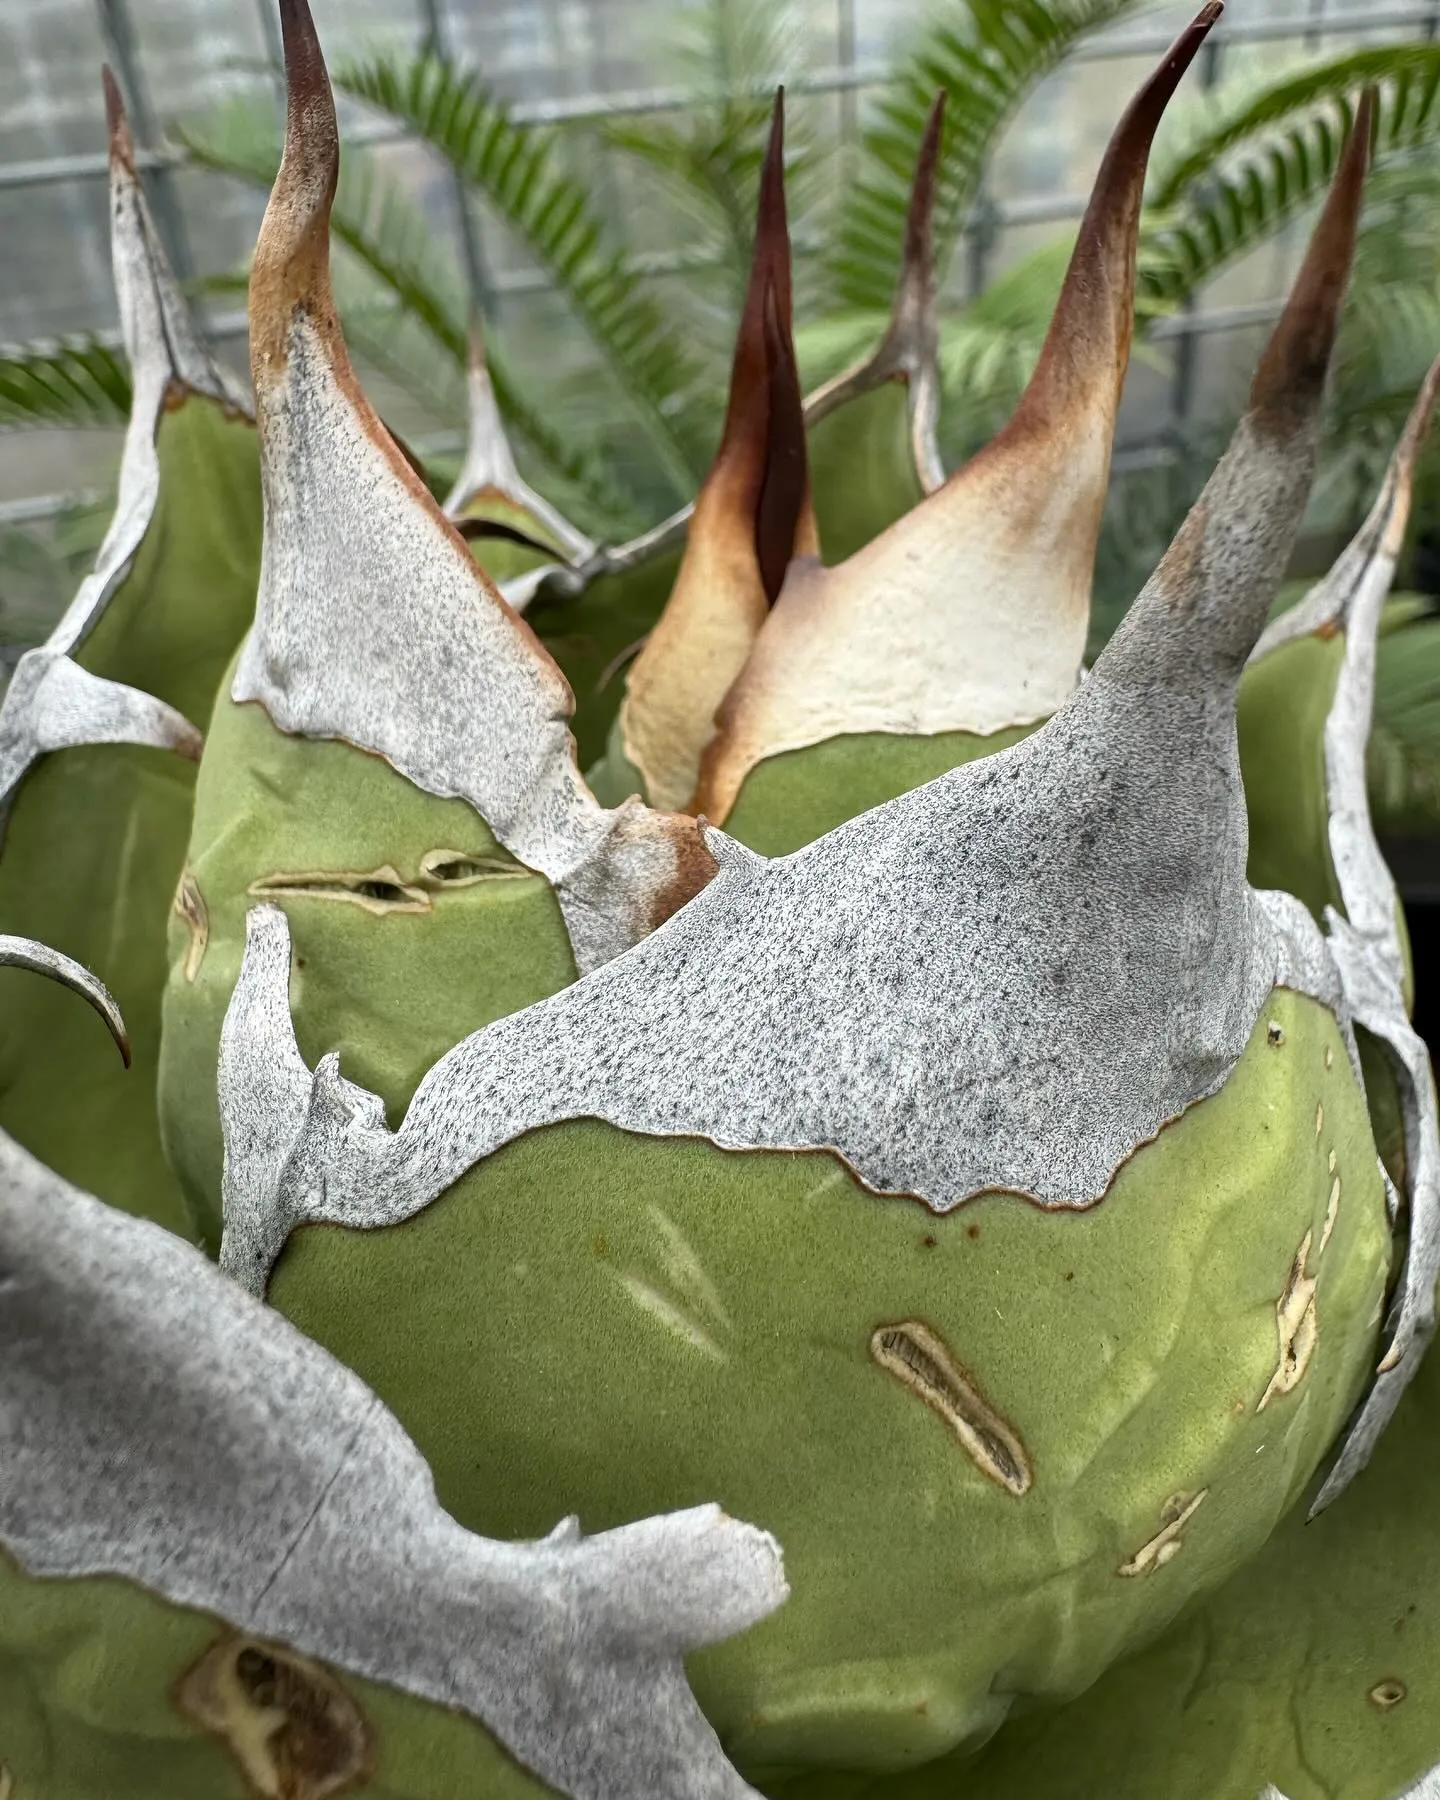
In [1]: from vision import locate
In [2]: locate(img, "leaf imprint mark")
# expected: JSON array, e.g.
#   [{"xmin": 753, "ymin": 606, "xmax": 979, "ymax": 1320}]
[
  {"xmin": 1118, "ymin": 1489, "xmax": 1209, "ymax": 1577},
  {"xmin": 870, "ymin": 1320, "xmax": 1031, "ymax": 1496}
]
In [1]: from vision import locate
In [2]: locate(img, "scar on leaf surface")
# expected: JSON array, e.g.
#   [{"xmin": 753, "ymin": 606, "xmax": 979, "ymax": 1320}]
[
  {"xmin": 1259, "ymin": 1230, "xmax": 1320, "ymax": 1412},
  {"xmin": 173, "ymin": 868, "xmax": 209, "ymax": 981},
  {"xmin": 177, "ymin": 1633, "xmax": 371, "ymax": 1800},
  {"xmin": 1320, "ymin": 1173, "xmax": 1341, "ymax": 1255},
  {"xmin": 870, "ymin": 1320, "xmax": 1032, "ymax": 1496},
  {"xmin": 1117, "ymin": 1489, "xmax": 1208, "ymax": 1578}
]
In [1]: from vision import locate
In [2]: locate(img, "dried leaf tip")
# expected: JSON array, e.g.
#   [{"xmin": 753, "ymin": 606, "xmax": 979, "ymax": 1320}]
[
  {"xmin": 1249, "ymin": 87, "xmax": 1371, "ymax": 426},
  {"xmin": 801, "ymin": 89, "xmax": 946, "ymax": 487},
  {"xmin": 722, "ymin": 85, "xmax": 809, "ymax": 562},
  {"xmin": 1106, "ymin": 120, "xmax": 1367, "ymax": 687},
  {"xmin": 617, "ymin": 88, "xmax": 813, "ymax": 811},
  {"xmin": 101, "ymin": 66, "xmax": 135, "ymax": 176},
  {"xmin": 1009, "ymin": 2, "xmax": 1218, "ymax": 438},
  {"xmin": 686, "ymin": 14, "xmax": 1217, "ymax": 822},
  {"xmin": 250, "ymin": 0, "xmax": 340, "ymax": 381},
  {"xmin": 706, "ymin": 86, "xmax": 813, "ymax": 587},
  {"xmin": 902, "ymin": 92, "xmax": 945, "ymax": 290}
]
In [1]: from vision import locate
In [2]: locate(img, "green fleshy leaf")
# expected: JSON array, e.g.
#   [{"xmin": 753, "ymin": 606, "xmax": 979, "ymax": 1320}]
[
  {"xmin": 0, "ymin": 1548, "xmax": 554, "ymax": 1800},
  {"xmin": 835, "ymin": 1286, "xmax": 1440, "ymax": 1800},
  {"xmin": 159, "ymin": 678, "xmax": 577, "ymax": 1250},
  {"xmin": 722, "ymin": 726, "xmax": 1034, "ymax": 857},
  {"xmin": 0, "ymin": 394, "xmax": 261, "ymax": 1238},
  {"xmin": 267, "ymin": 993, "xmax": 1387, "ymax": 1774}
]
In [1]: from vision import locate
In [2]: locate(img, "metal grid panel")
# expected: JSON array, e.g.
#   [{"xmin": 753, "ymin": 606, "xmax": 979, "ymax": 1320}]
[{"xmin": 0, "ymin": 0, "xmax": 1436, "ymax": 520}]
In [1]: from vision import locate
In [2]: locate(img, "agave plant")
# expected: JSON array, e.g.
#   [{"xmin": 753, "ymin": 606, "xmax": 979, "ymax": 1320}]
[{"xmin": 2, "ymin": 1, "xmax": 1440, "ymax": 1797}]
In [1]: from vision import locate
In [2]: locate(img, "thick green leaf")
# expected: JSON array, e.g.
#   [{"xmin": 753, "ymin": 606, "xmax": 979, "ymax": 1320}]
[
  {"xmin": 832, "ymin": 1301, "xmax": 1440, "ymax": 1800},
  {"xmin": 159, "ymin": 673, "xmax": 576, "ymax": 1250},
  {"xmin": 267, "ymin": 992, "xmax": 1386, "ymax": 1772},
  {"xmin": 0, "ymin": 1549, "xmax": 556, "ymax": 1800},
  {"xmin": 0, "ymin": 394, "xmax": 262, "ymax": 1239}
]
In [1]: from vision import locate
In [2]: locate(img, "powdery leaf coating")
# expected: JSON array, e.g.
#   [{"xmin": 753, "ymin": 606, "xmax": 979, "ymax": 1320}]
[
  {"xmin": 0, "ymin": 1129, "xmax": 786, "ymax": 1800},
  {"xmin": 693, "ymin": 4, "xmax": 1223, "ymax": 825},
  {"xmin": 0, "ymin": 72, "xmax": 242, "ymax": 815},
  {"xmin": 237, "ymin": 0, "xmax": 711, "ymax": 975},
  {"xmin": 1248, "ymin": 352, "xmax": 1440, "ymax": 1512},
  {"xmin": 215, "ymin": 100, "xmax": 1370, "ymax": 1294}
]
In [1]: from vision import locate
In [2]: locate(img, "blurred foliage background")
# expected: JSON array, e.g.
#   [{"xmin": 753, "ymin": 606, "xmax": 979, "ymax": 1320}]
[{"xmin": 3, "ymin": 0, "xmax": 1440, "ymax": 834}]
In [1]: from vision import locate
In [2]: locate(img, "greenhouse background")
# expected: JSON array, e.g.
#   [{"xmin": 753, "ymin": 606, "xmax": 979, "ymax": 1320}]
[
  {"xmin": 5, "ymin": 0, "xmax": 1440, "ymax": 935},
  {"xmin": 2, "ymin": 0, "xmax": 1434, "ymax": 504}
]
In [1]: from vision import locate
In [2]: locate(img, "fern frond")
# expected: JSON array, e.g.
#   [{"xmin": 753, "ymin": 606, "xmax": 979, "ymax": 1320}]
[
  {"xmin": 832, "ymin": 0, "xmax": 1147, "ymax": 313},
  {"xmin": 1149, "ymin": 44, "xmax": 1440, "ymax": 208},
  {"xmin": 0, "ymin": 337, "xmax": 130, "ymax": 429},
  {"xmin": 592, "ymin": 0, "xmax": 814, "ymax": 316},
  {"xmin": 177, "ymin": 98, "xmax": 471, "ymax": 364},
  {"xmin": 1139, "ymin": 46, "xmax": 1440, "ymax": 312},
  {"xmin": 329, "ymin": 52, "xmax": 709, "ymax": 499}
]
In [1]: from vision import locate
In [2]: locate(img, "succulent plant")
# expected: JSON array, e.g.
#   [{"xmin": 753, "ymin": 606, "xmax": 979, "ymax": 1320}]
[{"xmin": 1, "ymin": 2, "xmax": 1439, "ymax": 1798}]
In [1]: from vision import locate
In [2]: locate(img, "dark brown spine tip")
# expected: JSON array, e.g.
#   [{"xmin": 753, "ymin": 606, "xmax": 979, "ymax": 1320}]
[
  {"xmin": 756, "ymin": 90, "xmax": 790, "ymax": 325},
  {"xmin": 101, "ymin": 66, "xmax": 135, "ymax": 174},
  {"xmin": 1006, "ymin": 4, "xmax": 1216, "ymax": 433},
  {"xmin": 713, "ymin": 84, "xmax": 793, "ymax": 450},
  {"xmin": 277, "ymin": 0, "xmax": 338, "ymax": 179},
  {"xmin": 1080, "ymin": 2, "xmax": 1220, "ymax": 239},
  {"xmin": 1248, "ymin": 87, "xmax": 1372, "ymax": 421},
  {"xmin": 279, "ymin": 0, "xmax": 329, "ymax": 99},
  {"xmin": 251, "ymin": 0, "xmax": 340, "ymax": 375},
  {"xmin": 904, "ymin": 92, "xmax": 946, "ymax": 276},
  {"xmin": 754, "ymin": 281, "xmax": 809, "ymax": 605},
  {"xmin": 467, "ymin": 315, "xmax": 488, "ymax": 375}
]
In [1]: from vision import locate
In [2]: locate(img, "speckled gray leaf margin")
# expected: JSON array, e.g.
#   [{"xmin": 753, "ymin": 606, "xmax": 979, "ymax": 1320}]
[
  {"xmin": 0, "ymin": 933, "xmax": 129, "ymax": 1063},
  {"xmin": 0, "ymin": 1128, "xmax": 786, "ymax": 1800},
  {"xmin": 236, "ymin": 316, "xmax": 704, "ymax": 976},
  {"xmin": 219, "ymin": 73, "xmax": 1408, "ymax": 1506},
  {"xmin": 218, "ymin": 281, "xmax": 1354, "ymax": 1288},
  {"xmin": 1252, "ymin": 354, "xmax": 1440, "ymax": 1514},
  {"xmin": 0, "ymin": 74, "xmax": 242, "ymax": 820},
  {"xmin": 442, "ymin": 326, "xmax": 596, "ymax": 578}
]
